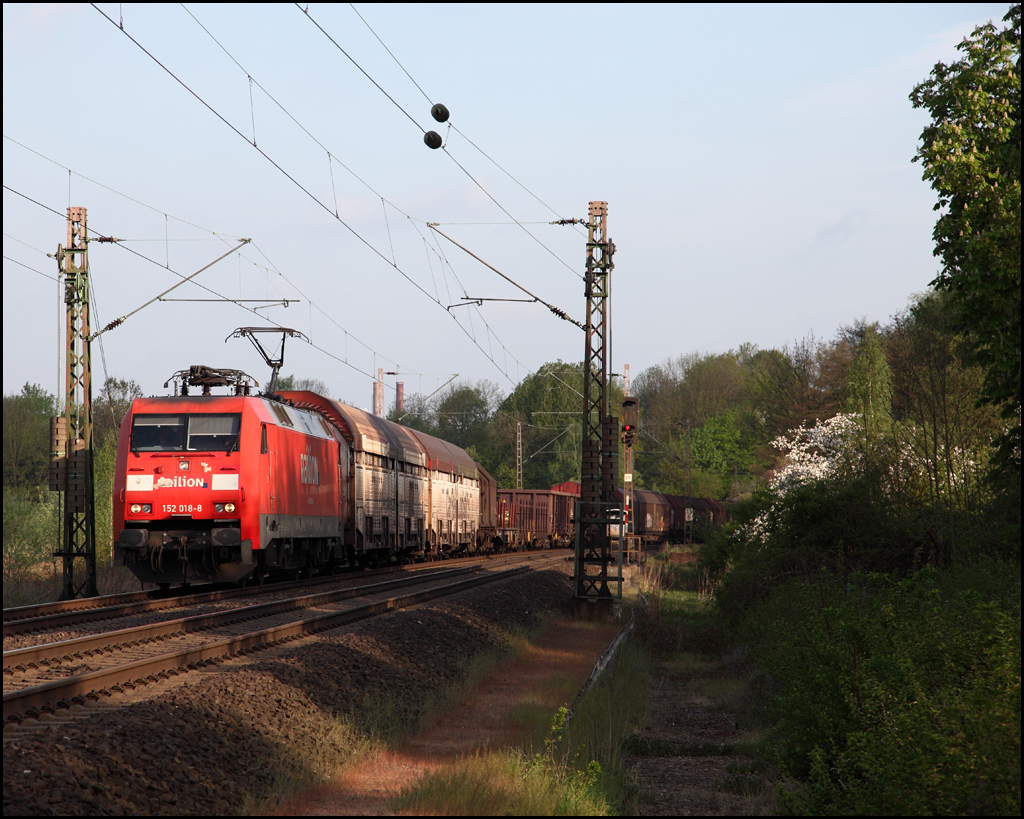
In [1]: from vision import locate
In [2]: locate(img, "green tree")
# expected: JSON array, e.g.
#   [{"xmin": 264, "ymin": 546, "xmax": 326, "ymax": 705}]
[
  {"xmin": 779, "ymin": 333, "xmax": 852, "ymax": 427},
  {"xmin": 844, "ymin": 325, "xmax": 893, "ymax": 439},
  {"xmin": 887, "ymin": 292, "xmax": 1000, "ymax": 523},
  {"xmin": 277, "ymin": 374, "xmax": 331, "ymax": 395},
  {"xmin": 433, "ymin": 381, "xmax": 501, "ymax": 452},
  {"xmin": 3, "ymin": 383, "xmax": 56, "ymax": 489},
  {"xmin": 633, "ymin": 351, "xmax": 746, "ymax": 443},
  {"xmin": 911, "ymin": 4, "xmax": 1021, "ymax": 467},
  {"xmin": 94, "ymin": 377, "xmax": 143, "ymax": 448},
  {"xmin": 495, "ymin": 363, "xmax": 588, "ymax": 489},
  {"xmin": 3, "ymin": 486, "xmax": 60, "ymax": 607}
]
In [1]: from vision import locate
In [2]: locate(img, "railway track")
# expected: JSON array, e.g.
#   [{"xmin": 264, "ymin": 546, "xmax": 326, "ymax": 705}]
[
  {"xmin": 3, "ymin": 551, "xmax": 565, "ymax": 646},
  {"xmin": 3, "ymin": 552, "xmax": 566, "ymax": 724}
]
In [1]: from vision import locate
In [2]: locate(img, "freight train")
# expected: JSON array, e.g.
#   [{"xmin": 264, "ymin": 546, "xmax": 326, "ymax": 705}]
[
  {"xmin": 113, "ymin": 366, "xmax": 726, "ymax": 587},
  {"xmin": 538, "ymin": 481, "xmax": 730, "ymax": 546},
  {"xmin": 113, "ymin": 368, "xmax": 499, "ymax": 586}
]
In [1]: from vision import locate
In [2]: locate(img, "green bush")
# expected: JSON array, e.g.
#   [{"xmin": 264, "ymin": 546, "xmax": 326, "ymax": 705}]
[
  {"xmin": 3, "ymin": 486, "xmax": 60, "ymax": 607},
  {"xmin": 743, "ymin": 564, "xmax": 1020, "ymax": 815},
  {"xmin": 704, "ymin": 473, "xmax": 924, "ymax": 633}
]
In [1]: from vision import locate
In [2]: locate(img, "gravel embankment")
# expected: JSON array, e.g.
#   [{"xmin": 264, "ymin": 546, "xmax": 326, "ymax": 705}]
[{"xmin": 3, "ymin": 562, "xmax": 572, "ymax": 816}]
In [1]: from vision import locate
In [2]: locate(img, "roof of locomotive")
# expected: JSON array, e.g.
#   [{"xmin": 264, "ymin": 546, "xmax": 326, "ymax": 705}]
[{"xmin": 126, "ymin": 394, "xmax": 338, "ymax": 442}]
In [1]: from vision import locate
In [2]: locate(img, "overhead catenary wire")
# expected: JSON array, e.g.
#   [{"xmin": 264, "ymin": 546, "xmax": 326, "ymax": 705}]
[
  {"xmin": 345, "ymin": 4, "xmax": 589, "ymax": 265},
  {"xmin": 411, "ymin": 213, "xmax": 531, "ymax": 383},
  {"xmin": 4, "ymin": 184, "xmax": 401, "ymax": 384},
  {"xmin": 296, "ymin": 4, "xmax": 581, "ymax": 280},
  {"xmin": 294, "ymin": 3, "xmax": 425, "ymax": 134},
  {"xmin": 528, "ymin": 425, "xmax": 575, "ymax": 459},
  {"xmin": 428, "ymin": 224, "xmax": 583, "ymax": 330},
  {"xmin": 412, "ymin": 221, "xmax": 530, "ymax": 382},
  {"xmin": 88, "ymin": 239, "xmax": 251, "ymax": 342},
  {"xmin": 4, "ymin": 134, "xmax": 247, "ymax": 241},
  {"xmin": 3, "ymin": 254, "xmax": 59, "ymax": 282},
  {"xmin": 178, "ymin": 5, "xmax": 405, "ymax": 216},
  {"xmin": 176, "ymin": 4, "xmax": 553, "ymax": 385},
  {"xmin": 91, "ymin": 4, "xmax": 526, "ymax": 387},
  {"xmin": 347, "ymin": 3, "xmax": 432, "ymax": 104},
  {"xmin": 438, "ymin": 147, "xmax": 583, "ymax": 281},
  {"xmin": 4, "ymin": 138, "xmax": 445, "ymax": 387},
  {"xmin": 7, "ymin": 189, "xmax": 424, "ymax": 390}
]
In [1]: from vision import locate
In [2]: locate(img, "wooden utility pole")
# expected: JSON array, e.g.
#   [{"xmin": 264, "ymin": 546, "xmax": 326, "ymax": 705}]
[{"xmin": 50, "ymin": 207, "xmax": 98, "ymax": 599}]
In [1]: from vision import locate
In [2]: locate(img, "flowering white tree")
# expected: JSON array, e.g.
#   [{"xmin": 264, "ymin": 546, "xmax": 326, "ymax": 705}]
[
  {"xmin": 740, "ymin": 413, "xmax": 863, "ymax": 545},
  {"xmin": 768, "ymin": 413, "xmax": 863, "ymax": 493}
]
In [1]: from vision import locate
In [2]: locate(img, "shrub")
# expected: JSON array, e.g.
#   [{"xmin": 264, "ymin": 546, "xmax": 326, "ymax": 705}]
[
  {"xmin": 744, "ymin": 565, "xmax": 1020, "ymax": 815},
  {"xmin": 3, "ymin": 486, "xmax": 60, "ymax": 607},
  {"xmin": 705, "ymin": 472, "xmax": 923, "ymax": 633}
]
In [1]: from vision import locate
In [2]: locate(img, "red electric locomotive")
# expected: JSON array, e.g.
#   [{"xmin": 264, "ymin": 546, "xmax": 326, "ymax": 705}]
[{"xmin": 113, "ymin": 373, "xmax": 345, "ymax": 586}]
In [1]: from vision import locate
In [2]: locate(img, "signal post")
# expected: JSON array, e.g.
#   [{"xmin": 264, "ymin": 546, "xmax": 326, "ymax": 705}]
[{"xmin": 621, "ymin": 395, "xmax": 640, "ymax": 564}]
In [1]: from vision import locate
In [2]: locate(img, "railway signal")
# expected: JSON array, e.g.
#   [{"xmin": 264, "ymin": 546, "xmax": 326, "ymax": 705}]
[{"xmin": 621, "ymin": 396, "xmax": 639, "ymax": 446}]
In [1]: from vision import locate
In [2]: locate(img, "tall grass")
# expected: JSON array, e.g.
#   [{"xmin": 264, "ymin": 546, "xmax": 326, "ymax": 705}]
[
  {"xmin": 390, "ymin": 745, "xmax": 608, "ymax": 816},
  {"xmin": 392, "ymin": 633, "xmax": 651, "ymax": 815},
  {"xmin": 3, "ymin": 486, "xmax": 61, "ymax": 608},
  {"xmin": 557, "ymin": 640, "xmax": 649, "ymax": 799},
  {"xmin": 3, "ymin": 435, "xmax": 141, "ymax": 608},
  {"xmin": 245, "ymin": 624, "xmax": 540, "ymax": 814}
]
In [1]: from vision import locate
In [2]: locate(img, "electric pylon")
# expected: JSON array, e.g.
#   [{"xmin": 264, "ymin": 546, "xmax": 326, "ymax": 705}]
[
  {"xmin": 50, "ymin": 207, "xmax": 98, "ymax": 599},
  {"xmin": 573, "ymin": 201, "xmax": 621, "ymax": 605}
]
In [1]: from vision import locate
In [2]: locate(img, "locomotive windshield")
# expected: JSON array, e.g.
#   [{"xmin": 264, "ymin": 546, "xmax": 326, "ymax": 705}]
[{"xmin": 131, "ymin": 413, "xmax": 241, "ymax": 452}]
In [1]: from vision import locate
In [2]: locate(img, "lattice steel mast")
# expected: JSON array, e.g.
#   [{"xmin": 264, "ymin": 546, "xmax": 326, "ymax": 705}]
[
  {"xmin": 51, "ymin": 207, "xmax": 98, "ymax": 599},
  {"xmin": 574, "ymin": 201, "xmax": 621, "ymax": 603}
]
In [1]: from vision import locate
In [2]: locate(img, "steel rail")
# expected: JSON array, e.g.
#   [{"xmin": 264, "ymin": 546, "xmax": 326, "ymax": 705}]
[
  {"xmin": 3, "ymin": 568, "xmax": 473, "ymax": 671},
  {"xmin": 2, "ymin": 552, "xmax": 517, "ymax": 636},
  {"xmin": 2, "ymin": 562, "xmax": 544, "ymax": 723}
]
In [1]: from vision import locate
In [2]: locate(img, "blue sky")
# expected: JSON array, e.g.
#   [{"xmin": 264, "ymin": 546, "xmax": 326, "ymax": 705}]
[{"xmin": 3, "ymin": 3, "xmax": 1011, "ymax": 407}]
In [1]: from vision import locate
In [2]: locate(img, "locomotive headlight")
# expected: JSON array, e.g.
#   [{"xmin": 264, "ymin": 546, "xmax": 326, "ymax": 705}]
[
  {"xmin": 130, "ymin": 503, "xmax": 142, "ymax": 514},
  {"xmin": 215, "ymin": 503, "xmax": 224, "ymax": 513},
  {"xmin": 224, "ymin": 502, "xmax": 236, "ymax": 513},
  {"xmin": 142, "ymin": 504, "xmax": 152, "ymax": 514}
]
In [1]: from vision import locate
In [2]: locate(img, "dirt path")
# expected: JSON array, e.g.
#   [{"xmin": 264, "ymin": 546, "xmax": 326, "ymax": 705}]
[
  {"xmin": 625, "ymin": 651, "xmax": 774, "ymax": 815},
  {"xmin": 270, "ymin": 617, "xmax": 621, "ymax": 816}
]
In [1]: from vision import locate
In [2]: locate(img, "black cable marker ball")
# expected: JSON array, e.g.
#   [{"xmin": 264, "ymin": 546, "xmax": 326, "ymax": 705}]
[
  {"xmin": 424, "ymin": 130, "xmax": 443, "ymax": 149},
  {"xmin": 431, "ymin": 103, "xmax": 450, "ymax": 123}
]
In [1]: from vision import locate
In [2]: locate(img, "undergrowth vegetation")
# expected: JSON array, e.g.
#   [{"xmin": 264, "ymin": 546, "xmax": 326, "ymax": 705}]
[
  {"xmin": 701, "ymin": 471, "xmax": 1020, "ymax": 814},
  {"xmin": 745, "ymin": 565, "xmax": 1020, "ymax": 814},
  {"xmin": 391, "ymin": 633, "xmax": 650, "ymax": 815}
]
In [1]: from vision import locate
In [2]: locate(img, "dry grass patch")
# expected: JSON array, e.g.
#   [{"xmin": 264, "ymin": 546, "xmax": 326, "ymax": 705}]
[{"xmin": 390, "ymin": 749, "xmax": 609, "ymax": 816}]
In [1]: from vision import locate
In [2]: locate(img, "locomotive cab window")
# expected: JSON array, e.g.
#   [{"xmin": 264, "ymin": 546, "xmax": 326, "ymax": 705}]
[
  {"xmin": 131, "ymin": 415, "xmax": 186, "ymax": 451},
  {"xmin": 188, "ymin": 414, "xmax": 240, "ymax": 452},
  {"xmin": 130, "ymin": 413, "xmax": 241, "ymax": 453}
]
